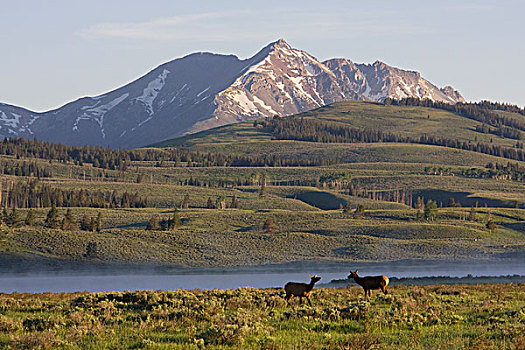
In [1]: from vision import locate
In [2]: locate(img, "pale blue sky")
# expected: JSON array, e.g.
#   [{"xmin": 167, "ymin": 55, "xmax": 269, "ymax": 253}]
[{"xmin": 1, "ymin": 0, "xmax": 524, "ymax": 111}]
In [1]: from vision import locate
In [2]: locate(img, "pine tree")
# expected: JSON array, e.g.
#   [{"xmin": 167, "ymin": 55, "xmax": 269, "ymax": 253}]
[
  {"xmin": 96, "ymin": 212, "xmax": 102, "ymax": 232},
  {"xmin": 146, "ymin": 215, "xmax": 160, "ymax": 230},
  {"xmin": 62, "ymin": 208, "xmax": 75, "ymax": 230},
  {"xmin": 343, "ymin": 201, "xmax": 352, "ymax": 214},
  {"xmin": 80, "ymin": 214, "xmax": 90, "ymax": 231},
  {"xmin": 216, "ymin": 196, "xmax": 227, "ymax": 210},
  {"xmin": 160, "ymin": 219, "xmax": 168, "ymax": 231},
  {"xmin": 231, "ymin": 195, "xmax": 238, "ymax": 209},
  {"xmin": 259, "ymin": 175, "xmax": 266, "ymax": 198},
  {"xmin": 171, "ymin": 208, "xmax": 181, "ymax": 229},
  {"xmin": 207, "ymin": 197, "xmax": 214, "ymax": 209},
  {"xmin": 1, "ymin": 208, "xmax": 8, "ymax": 225},
  {"xmin": 263, "ymin": 218, "xmax": 275, "ymax": 234},
  {"xmin": 182, "ymin": 194, "xmax": 190, "ymax": 209},
  {"xmin": 90, "ymin": 217, "xmax": 96, "ymax": 232},
  {"xmin": 353, "ymin": 205, "xmax": 365, "ymax": 219},
  {"xmin": 25, "ymin": 209, "xmax": 35, "ymax": 226},
  {"xmin": 468, "ymin": 206, "xmax": 477, "ymax": 222},
  {"xmin": 8, "ymin": 207, "xmax": 21, "ymax": 228},
  {"xmin": 45, "ymin": 204, "xmax": 60, "ymax": 229}
]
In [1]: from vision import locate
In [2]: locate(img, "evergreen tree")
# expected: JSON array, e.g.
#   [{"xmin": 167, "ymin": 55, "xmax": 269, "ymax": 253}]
[
  {"xmin": 207, "ymin": 197, "xmax": 214, "ymax": 209},
  {"xmin": 80, "ymin": 214, "xmax": 90, "ymax": 231},
  {"xmin": 160, "ymin": 219, "xmax": 168, "ymax": 231},
  {"xmin": 424, "ymin": 200, "xmax": 438, "ymax": 221},
  {"xmin": 45, "ymin": 204, "xmax": 60, "ymax": 229},
  {"xmin": 96, "ymin": 212, "xmax": 102, "ymax": 232},
  {"xmin": 259, "ymin": 175, "xmax": 266, "ymax": 198},
  {"xmin": 8, "ymin": 207, "xmax": 21, "ymax": 228},
  {"xmin": 171, "ymin": 208, "xmax": 181, "ymax": 229},
  {"xmin": 90, "ymin": 217, "xmax": 96, "ymax": 232},
  {"xmin": 146, "ymin": 215, "xmax": 160, "ymax": 230},
  {"xmin": 486, "ymin": 220, "xmax": 496, "ymax": 232},
  {"xmin": 231, "ymin": 195, "xmax": 238, "ymax": 209},
  {"xmin": 182, "ymin": 194, "xmax": 190, "ymax": 209},
  {"xmin": 25, "ymin": 209, "xmax": 35, "ymax": 226},
  {"xmin": 216, "ymin": 196, "xmax": 227, "ymax": 210},
  {"xmin": 1, "ymin": 208, "xmax": 8, "ymax": 225},
  {"xmin": 62, "ymin": 208, "xmax": 75, "ymax": 230},
  {"xmin": 468, "ymin": 206, "xmax": 477, "ymax": 222},
  {"xmin": 416, "ymin": 209, "xmax": 424, "ymax": 221},
  {"xmin": 353, "ymin": 205, "xmax": 365, "ymax": 219},
  {"xmin": 343, "ymin": 201, "xmax": 352, "ymax": 214},
  {"xmin": 263, "ymin": 218, "xmax": 275, "ymax": 234}
]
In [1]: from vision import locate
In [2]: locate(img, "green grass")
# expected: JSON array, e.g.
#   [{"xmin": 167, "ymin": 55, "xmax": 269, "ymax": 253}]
[
  {"xmin": 155, "ymin": 101, "xmax": 524, "ymax": 150},
  {"xmin": 1, "ymin": 283, "xmax": 524, "ymax": 349},
  {"xmin": 1, "ymin": 205, "xmax": 523, "ymax": 267},
  {"xmin": 0, "ymin": 101, "xmax": 524, "ymax": 269}
]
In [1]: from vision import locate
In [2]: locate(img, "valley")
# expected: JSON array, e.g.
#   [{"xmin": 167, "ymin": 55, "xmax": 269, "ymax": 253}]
[{"xmin": 0, "ymin": 101, "xmax": 523, "ymax": 272}]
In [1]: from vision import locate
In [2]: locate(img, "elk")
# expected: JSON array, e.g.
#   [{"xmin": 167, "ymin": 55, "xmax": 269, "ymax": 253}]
[
  {"xmin": 284, "ymin": 274, "xmax": 322, "ymax": 306},
  {"xmin": 348, "ymin": 270, "xmax": 389, "ymax": 298}
]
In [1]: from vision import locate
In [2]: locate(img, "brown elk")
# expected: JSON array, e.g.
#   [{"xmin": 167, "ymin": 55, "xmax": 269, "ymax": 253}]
[
  {"xmin": 348, "ymin": 270, "xmax": 389, "ymax": 298},
  {"xmin": 284, "ymin": 274, "xmax": 322, "ymax": 306}
]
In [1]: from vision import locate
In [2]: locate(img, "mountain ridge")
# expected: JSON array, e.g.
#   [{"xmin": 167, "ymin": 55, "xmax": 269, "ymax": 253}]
[{"xmin": 0, "ymin": 39, "xmax": 464, "ymax": 148}]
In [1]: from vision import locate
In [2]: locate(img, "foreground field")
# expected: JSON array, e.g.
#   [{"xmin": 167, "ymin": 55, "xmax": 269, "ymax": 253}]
[{"xmin": 1, "ymin": 284, "xmax": 524, "ymax": 349}]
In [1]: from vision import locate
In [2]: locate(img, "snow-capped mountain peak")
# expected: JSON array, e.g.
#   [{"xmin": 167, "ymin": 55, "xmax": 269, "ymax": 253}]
[{"xmin": 0, "ymin": 39, "xmax": 465, "ymax": 148}]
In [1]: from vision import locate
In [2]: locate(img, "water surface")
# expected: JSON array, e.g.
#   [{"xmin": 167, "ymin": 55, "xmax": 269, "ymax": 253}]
[{"xmin": 1, "ymin": 260, "xmax": 523, "ymax": 293}]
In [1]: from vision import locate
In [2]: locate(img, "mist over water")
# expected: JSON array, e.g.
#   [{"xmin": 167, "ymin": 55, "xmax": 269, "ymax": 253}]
[{"xmin": 1, "ymin": 259, "xmax": 524, "ymax": 293}]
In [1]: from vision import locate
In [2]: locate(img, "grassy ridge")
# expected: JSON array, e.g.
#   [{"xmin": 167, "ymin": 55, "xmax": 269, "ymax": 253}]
[{"xmin": 1, "ymin": 284, "xmax": 524, "ymax": 349}]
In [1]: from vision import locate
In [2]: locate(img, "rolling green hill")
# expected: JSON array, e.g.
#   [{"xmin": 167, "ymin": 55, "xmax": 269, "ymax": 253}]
[{"xmin": 0, "ymin": 101, "xmax": 524, "ymax": 269}]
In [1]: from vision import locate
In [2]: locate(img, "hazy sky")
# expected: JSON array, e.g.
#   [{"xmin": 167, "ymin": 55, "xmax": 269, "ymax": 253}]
[{"xmin": 1, "ymin": 0, "xmax": 524, "ymax": 111}]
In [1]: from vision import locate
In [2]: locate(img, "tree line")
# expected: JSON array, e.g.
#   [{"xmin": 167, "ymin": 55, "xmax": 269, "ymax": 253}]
[
  {"xmin": 2, "ymin": 180, "xmax": 147, "ymax": 208},
  {"xmin": 0, "ymin": 205, "xmax": 102, "ymax": 232},
  {"xmin": 0, "ymin": 137, "xmax": 339, "ymax": 168},
  {"xmin": 385, "ymin": 98, "xmax": 525, "ymax": 133},
  {"xmin": 262, "ymin": 116, "xmax": 525, "ymax": 162}
]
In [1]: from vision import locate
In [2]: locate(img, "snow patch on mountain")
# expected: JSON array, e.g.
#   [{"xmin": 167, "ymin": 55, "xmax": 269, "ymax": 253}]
[
  {"xmin": 134, "ymin": 69, "xmax": 170, "ymax": 115},
  {"xmin": 0, "ymin": 112, "xmax": 21, "ymax": 129},
  {"xmin": 170, "ymin": 84, "xmax": 188, "ymax": 104},
  {"xmin": 252, "ymin": 95, "xmax": 278, "ymax": 115},
  {"xmin": 73, "ymin": 93, "xmax": 129, "ymax": 135}
]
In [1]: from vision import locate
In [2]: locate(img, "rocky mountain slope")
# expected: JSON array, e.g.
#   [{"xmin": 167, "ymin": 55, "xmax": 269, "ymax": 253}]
[{"xmin": 0, "ymin": 39, "xmax": 464, "ymax": 148}]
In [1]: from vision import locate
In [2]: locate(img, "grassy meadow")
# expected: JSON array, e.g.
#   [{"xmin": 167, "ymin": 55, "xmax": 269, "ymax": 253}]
[{"xmin": 1, "ymin": 283, "xmax": 525, "ymax": 349}]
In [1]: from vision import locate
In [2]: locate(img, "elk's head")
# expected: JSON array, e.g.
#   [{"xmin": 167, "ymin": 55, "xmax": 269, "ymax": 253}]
[
  {"xmin": 309, "ymin": 274, "xmax": 322, "ymax": 283},
  {"xmin": 348, "ymin": 270, "xmax": 358, "ymax": 279}
]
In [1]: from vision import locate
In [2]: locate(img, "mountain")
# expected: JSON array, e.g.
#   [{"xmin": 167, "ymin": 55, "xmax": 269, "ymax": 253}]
[{"xmin": 0, "ymin": 39, "xmax": 464, "ymax": 148}]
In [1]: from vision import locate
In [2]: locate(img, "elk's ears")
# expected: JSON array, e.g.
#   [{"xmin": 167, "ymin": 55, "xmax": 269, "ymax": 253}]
[{"xmin": 309, "ymin": 274, "xmax": 312, "ymax": 278}]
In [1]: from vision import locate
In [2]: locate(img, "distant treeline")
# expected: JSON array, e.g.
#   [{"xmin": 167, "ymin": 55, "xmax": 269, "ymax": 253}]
[
  {"xmin": 3, "ymin": 180, "xmax": 147, "ymax": 208},
  {"xmin": 0, "ymin": 137, "xmax": 339, "ymax": 168},
  {"xmin": 385, "ymin": 98, "xmax": 525, "ymax": 134},
  {"xmin": 263, "ymin": 117, "xmax": 525, "ymax": 162},
  {"xmin": 1, "ymin": 160, "xmax": 52, "ymax": 178},
  {"xmin": 423, "ymin": 162, "xmax": 525, "ymax": 181}
]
